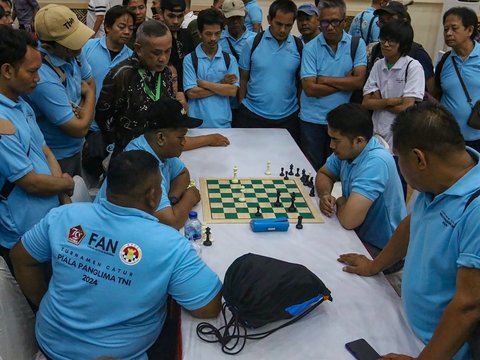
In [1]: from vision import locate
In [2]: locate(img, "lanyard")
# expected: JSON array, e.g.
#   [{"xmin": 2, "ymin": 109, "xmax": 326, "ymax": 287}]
[{"xmin": 138, "ymin": 69, "xmax": 161, "ymax": 101}]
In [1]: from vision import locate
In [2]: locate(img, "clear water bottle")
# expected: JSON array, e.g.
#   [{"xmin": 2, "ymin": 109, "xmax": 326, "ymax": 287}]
[{"xmin": 184, "ymin": 211, "xmax": 202, "ymax": 255}]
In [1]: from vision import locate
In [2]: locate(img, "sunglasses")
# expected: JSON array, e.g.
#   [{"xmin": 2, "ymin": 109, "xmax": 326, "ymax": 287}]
[{"xmin": 319, "ymin": 18, "xmax": 345, "ymax": 29}]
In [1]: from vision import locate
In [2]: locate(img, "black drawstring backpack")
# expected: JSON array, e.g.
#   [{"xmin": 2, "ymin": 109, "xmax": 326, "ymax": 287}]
[{"xmin": 196, "ymin": 253, "xmax": 332, "ymax": 355}]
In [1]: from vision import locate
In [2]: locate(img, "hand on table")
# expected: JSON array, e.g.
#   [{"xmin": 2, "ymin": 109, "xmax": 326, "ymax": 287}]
[
  {"xmin": 184, "ymin": 186, "xmax": 201, "ymax": 205},
  {"xmin": 337, "ymin": 253, "xmax": 378, "ymax": 276},
  {"xmin": 319, "ymin": 194, "xmax": 336, "ymax": 217},
  {"xmin": 207, "ymin": 134, "xmax": 230, "ymax": 146}
]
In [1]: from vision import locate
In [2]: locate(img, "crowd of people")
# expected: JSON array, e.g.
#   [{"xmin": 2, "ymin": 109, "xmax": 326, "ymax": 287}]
[{"xmin": 0, "ymin": 0, "xmax": 479, "ymax": 358}]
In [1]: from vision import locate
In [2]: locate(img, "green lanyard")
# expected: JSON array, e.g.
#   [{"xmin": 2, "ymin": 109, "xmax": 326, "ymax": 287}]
[{"xmin": 138, "ymin": 69, "xmax": 161, "ymax": 101}]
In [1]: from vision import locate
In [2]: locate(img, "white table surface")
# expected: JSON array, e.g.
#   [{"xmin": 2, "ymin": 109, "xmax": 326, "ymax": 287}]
[{"xmin": 179, "ymin": 128, "xmax": 423, "ymax": 360}]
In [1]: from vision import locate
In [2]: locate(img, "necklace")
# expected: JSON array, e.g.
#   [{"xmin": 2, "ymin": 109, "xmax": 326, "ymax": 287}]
[{"xmin": 138, "ymin": 68, "xmax": 161, "ymax": 101}]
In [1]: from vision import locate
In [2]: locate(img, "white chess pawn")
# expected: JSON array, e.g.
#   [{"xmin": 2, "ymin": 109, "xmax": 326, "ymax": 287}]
[
  {"xmin": 238, "ymin": 186, "xmax": 246, "ymax": 202},
  {"xmin": 264, "ymin": 160, "xmax": 271, "ymax": 175},
  {"xmin": 231, "ymin": 165, "xmax": 239, "ymax": 184}
]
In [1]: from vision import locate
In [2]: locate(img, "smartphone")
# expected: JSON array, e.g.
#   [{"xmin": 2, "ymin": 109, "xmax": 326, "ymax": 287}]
[{"xmin": 345, "ymin": 339, "xmax": 380, "ymax": 360}]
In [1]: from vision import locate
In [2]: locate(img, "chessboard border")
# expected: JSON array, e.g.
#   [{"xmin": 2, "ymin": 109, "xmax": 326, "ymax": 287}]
[{"xmin": 200, "ymin": 177, "xmax": 324, "ymax": 224}]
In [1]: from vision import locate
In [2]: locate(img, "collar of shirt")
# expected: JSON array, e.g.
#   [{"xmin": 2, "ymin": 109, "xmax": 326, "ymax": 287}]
[
  {"xmin": 196, "ymin": 43, "xmax": 224, "ymax": 59},
  {"xmin": 135, "ymin": 135, "xmax": 166, "ymax": 166},
  {"xmin": 0, "ymin": 93, "xmax": 20, "ymax": 108},
  {"xmin": 350, "ymin": 137, "xmax": 383, "ymax": 165},
  {"xmin": 100, "ymin": 36, "xmax": 131, "ymax": 58},
  {"xmin": 222, "ymin": 27, "xmax": 248, "ymax": 41},
  {"xmin": 381, "ymin": 55, "xmax": 410, "ymax": 71},
  {"xmin": 99, "ymin": 198, "xmax": 159, "ymax": 222},
  {"xmin": 38, "ymin": 44, "xmax": 69, "ymax": 67},
  {"xmin": 264, "ymin": 28, "xmax": 294, "ymax": 45},
  {"xmin": 451, "ymin": 41, "xmax": 480, "ymax": 61},
  {"xmin": 318, "ymin": 30, "xmax": 348, "ymax": 48}
]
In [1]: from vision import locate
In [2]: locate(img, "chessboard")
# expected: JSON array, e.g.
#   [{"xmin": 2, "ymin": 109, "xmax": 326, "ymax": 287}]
[{"xmin": 200, "ymin": 177, "xmax": 324, "ymax": 224}]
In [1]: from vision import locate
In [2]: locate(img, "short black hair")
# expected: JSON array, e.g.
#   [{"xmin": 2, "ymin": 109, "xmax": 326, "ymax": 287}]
[
  {"xmin": 443, "ymin": 7, "xmax": 478, "ymax": 41},
  {"xmin": 0, "ymin": 27, "xmax": 37, "ymax": 69},
  {"xmin": 122, "ymin": 0, "xmax": 147, "ymax": 6},
  {"xmin": 327, "ymin": 103, "xmax": 373, "ymax": 141},
  {"xmin": 136, "ymin": 20, "xmax": 170, "ymax": 45},
  {"xmin": 268, "ymin": 0, "xmax": 297, "ymax": 21},
  {"xmin": 392, "ymin": 102, "xmax": 465, "ymax": 156},
  {"xmin": 104, "ymin": 5, "xmax": 135, "ymax": 30},
  {"xmin": 379, "ymin": 19, "xmax": 413, "ymax": 56},
  {"xmin": 107, "ymin": 150, "xmax": 160, "ymax": 197},
  {"xmin": 197, "ymin": 8, "xmax": 224, "ymax": 32}
]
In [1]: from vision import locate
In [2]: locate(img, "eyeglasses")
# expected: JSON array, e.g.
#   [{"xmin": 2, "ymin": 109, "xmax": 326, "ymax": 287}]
[
  {"xmin": 319, "ymin": 18, "xmax": 345, "ymax": 29},
  {"xmin": 379, "ymin": 38, "xmax": 398, "ymax": 46}
]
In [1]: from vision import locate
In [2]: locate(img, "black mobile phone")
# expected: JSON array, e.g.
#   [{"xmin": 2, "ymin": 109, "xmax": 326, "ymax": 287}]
[{"xmin": 345, "ymin": 339, "xmax": 380, "ymax": 360}]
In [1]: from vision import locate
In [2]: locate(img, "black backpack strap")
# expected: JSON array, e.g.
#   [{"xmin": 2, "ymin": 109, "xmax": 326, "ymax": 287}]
[
  {"xmin": 42, "ymin": 54, "xmax": 67, "ymax": 85},
  {"xmin": 222, "ymin": 51, "xmax": 231, "ymax": 70},
  {"xmin": 0, "ymin": 145, "xmax": 30, "ymax": 201},
  {"xmin": 249, "ymin": 31, "xmax": 265, "ymax": 67},
  {"xmin": 191, "ymin": 51, "xmax": 199, "ymax": 76},
  {"xmin": 464, "ymin": 189, "xmax": 480, "ymax": 212},
  {"xmin": 351, "ymin": 36, "xmax": 360, "ymax": 65},
  {"xmin": 365, "ymin": 15, "xmax": 376, "ymax": 44},
  {"xmin": 434, "ymin": 50, "xmax": 451, "ymax": 100},
  {"xmin": 358, "ymin": 11, "xmax": 366, "ymax": 42},
  {"xmin": 293, "ymin": 35, "xmax": 303, "ymax": 56},
  {"xmin": 404, "ymin": 59, "xmax": 413, "ymax": 82},
  {"xmin": 226, "ymin": 38, "xmax": 239, "ymax": 61}
]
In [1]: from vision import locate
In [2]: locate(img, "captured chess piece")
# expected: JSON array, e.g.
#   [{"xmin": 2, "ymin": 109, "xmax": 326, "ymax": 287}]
[
  {"xmin": 274, "ymin": 190, "xmax": 282, "ymax": 207},
  {"xmin": 287, "ymin": 192, "xmax": 297, "ymax": 212},
  {"xmin": 279, "ymin": 167, "xmax": 285, "ymax": 176},
  {"xmin": 295, "ymin": 168, "xmax": 300, "ymax": 177},
  {"xmin": 203, "ymin": 227, "xmax": 212, "ymax": 246},
  {"xmin": 231, "ymin": 165, "xmax": 239, "ymax": 184},
  {"xmin": 265, "ymin": 160, "xmax": 271, "ymax": 175},
  {"xmin": 296, "ymin": 215, "xmax": 303, "ymax": 229},
  {"xmin": 255, "ymin": 205, "xmax": 262, "ymax": 217},
  {"xmin": 309, "ymin": 186, "xmax": 315, "ymax": 197},
  {"xmin": 289, "ymin": 164, "xmax": 294, "ymax": 176}
]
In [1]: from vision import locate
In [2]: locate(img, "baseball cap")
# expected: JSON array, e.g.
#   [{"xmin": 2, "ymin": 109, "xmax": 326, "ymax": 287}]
[
  {"xmin": 35, "ymin": 4, "xmax": 94, "ymax": 50},
  {"xmin": 145, "ymin": 98, "xmax": 203, "ymax": 130},
  {"xmin": 374, "ymin": 1, "xmax": 408, "ymax": 18},
  {"xmin": 298, "ymin": 3, "xmax": 319, "ymax": 16},
  {"xmin": 161, "ymin": 0, "xmax": 186, "ymax": 12},
  {"xmin": 222, "ymin": 0, "xmax": 246, "ymax": 18}
]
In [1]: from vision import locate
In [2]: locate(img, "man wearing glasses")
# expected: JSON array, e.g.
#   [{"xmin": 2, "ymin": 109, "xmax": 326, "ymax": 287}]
[{"xmin": 300, "ymin": 0, "xmax": 367, "ymax": 171}]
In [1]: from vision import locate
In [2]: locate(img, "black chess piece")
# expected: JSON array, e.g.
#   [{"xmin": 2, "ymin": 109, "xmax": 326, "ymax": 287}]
[
  {"xmin": 279, "ymin": 167, "xmax": 284, "ymax": 176},
  {"xmin": 309, "ymin": 186, "xmax": 315, "ymax": 197},
  {"xmin": 255, "ymin": 205, "xmax": 262, "ymax": 217},
  {"xmin": 301, "ymin": 169, "xmax": 306, "ymax": 183},
  {"xmin": 203, "ymin": 227, "xmax": 212, "ymax": 246},
  {"xmin": 309, "ymin": 176, "xmax": 314, "ymax": 188},
  {"xmin": 289, "ymin": 164, "xmax": 294, "ymax": 175},
  {"xmin": 295, "ymin": 168, "xmax": 300, "ymax": 177},
  {"xmin": 287, "ymin": 192, "xmax": 297, "ymax": 212},
  {"xmin": 274, "ymin": 190, "xmax": 282, "ymax": 207},
  {"xmin": 284, "ymin": 172, "xmax": 289, "ymax": 180},
  {"xmin": 296, "ymin": 215, "xmax": 303, "ymax": 229}
]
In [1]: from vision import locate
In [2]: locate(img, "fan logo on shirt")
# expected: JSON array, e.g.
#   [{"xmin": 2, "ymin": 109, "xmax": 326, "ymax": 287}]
[
  {"xmin": 68, "ymin": 225, "xmax": 85, "ymax": 245},
  {"xmin": 119, "ymin": 243, "xmax": 142, "ymax": 266}
]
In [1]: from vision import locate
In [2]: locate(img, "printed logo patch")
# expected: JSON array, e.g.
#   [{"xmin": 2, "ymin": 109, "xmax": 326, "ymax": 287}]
[
  {"xmin": 119, "ymin": 243, "xmax": 142, "ymax": 266},
  {"xmin": 68, "ymin": 225, "xmax": 85, "ymax": 245}
]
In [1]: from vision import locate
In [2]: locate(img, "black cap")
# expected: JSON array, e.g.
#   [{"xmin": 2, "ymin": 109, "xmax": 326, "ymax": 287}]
[
  {"xmin": 374, "ymin": 1, "xmax": 408, "ymax": 18},
  {"xmin": 145, "ymin": 98, "xmax": 203, "ymax": 130},
  {"xmin": 161, "ymin": 0, "xmax": 186, "ymax": 12}
]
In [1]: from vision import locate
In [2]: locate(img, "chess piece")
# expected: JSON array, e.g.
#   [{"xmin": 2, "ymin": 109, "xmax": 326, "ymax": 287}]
[
  {"xmin": 309, "ymin": 186, "xmax": 315, "ymax": 197},
  {"xmin": 231, "ymin": 165, "xmax": 239, "ymax": 184},
  {"xmin": 274, "ymin": 190, "xmax": 282, "ymax": 207},
  {"xmin": 203, "ymin": 227, "xmax": 212, "ymax": 246},
  {"xmin": 284, "ymin": 172, "xmax": 289, "ymax": 181},
  {"xmin": 238, "ymin": 186, "xmax": 246, "ymax": 202},
  {"xmin": 295, "ymin": 168, "xmax": 300, "ymax": 177},
  {"xmin": 265, "ymin": 160, "xmax": 271, "ymax": 175},
  {"xmin": 188, "ymin": 179, "xmax": 196, "ymax": 188},
  {"xmin": 301, "ymin": 169, "xmax": 306, "ymax": 183},
  {"xmin": 308, "ymin": 176, "xmax": 314, "ymax": 188},
  {"xmin": 255, "ymin": 205, "xmax": 262, "ymax": 217},
  {"xmin": 287, "ymin": 192, "xmax": 297, "ymax": 212},
  {"xmin": 296, "ymin": 215, "xmax": 303, "ymax": 229},
  {"xmin": 279, "ymin": 167, "xmax": 284, "ymax": 176},
  {"xmin": 289, "ymin": 164, "xmax": 294, "ymax": 175}
]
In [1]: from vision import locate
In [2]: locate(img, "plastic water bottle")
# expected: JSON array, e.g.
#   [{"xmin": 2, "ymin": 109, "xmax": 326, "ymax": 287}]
[{"xmin": 184, "ymin": 211, "xmax": 202, "ymax": 255}]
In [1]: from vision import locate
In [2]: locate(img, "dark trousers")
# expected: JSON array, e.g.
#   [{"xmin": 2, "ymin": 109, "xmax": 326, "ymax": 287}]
[
  {"xmin": 58, "ymin": 152, "xmax": 82, "ymax": 177},
  {"xmin": 234, "ymin": 104, "xmax": 300, "ymax": 146},
  {"xmin": 300, "ymin": 121, "xmax": 331, "ymax": 172}
]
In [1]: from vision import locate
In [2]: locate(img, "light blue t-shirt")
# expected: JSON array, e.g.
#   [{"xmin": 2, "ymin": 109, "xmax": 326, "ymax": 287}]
[
  {"xmin": 82, "ymin": 37, "xmax": 133, "ymax": 131},
  {"xmin": 300, "ymin": 32, "xmax": 367, "ymax": 125},
  {"xmin": 0, "ymin": 94, "xmax": 59, "ymax": 249},
  {"xmin": 326, "ymin": 137, "xmax": 406, "ymax": 249},
  {"xmin": 220, "ymin": 29, "xmax": 256, "ymax": 110},
  {"xmin": 22, "ymin": 200, "xmax": 222, "ymax": 360},
  {"xmin": 244, "ymin": 0, "xmax": 262, "ymax": 32},
  {"xmin": 183, "ymin": 44, "xmax": 239, "ymax": 128},
  {"xmin": 23, "ymin": 46, "xmax": 93, "ymax": 159},
  {"xmin": 239, "ymin": 28, "xmax": 301, "ymax": 119},
  {"xmin": 402, "ymin": 148, "xmax": 480, "ymax": 360},
  {"xmin": 440, "ymin": 42, "xmax": 480, "ymax": 141},
  {"xmin": 95, "ymin": 135, "xmax": 185, "ymax": 211},
  {"xmin": 348, "ymin": 7, "xmax": 380, "ymax": 45}
]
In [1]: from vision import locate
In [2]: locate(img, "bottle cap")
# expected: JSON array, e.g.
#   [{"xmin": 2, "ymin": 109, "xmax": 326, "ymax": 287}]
[{"xmin": 188, "ymin": 211, "xmax": 198, "ymax": 219}]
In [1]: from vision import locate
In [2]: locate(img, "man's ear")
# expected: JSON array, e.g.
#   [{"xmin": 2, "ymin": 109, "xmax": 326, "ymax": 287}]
[
  {"xmin": 156, "ymin": 131, "xmax": 166, "ymax": 146},
  {"xmin": 412, "ymin": 148, "xmax": 427, "ymax": 170},
  {"xmin": 145, "ymin": 185, "xmax": 158, "ymax": 210},
  {"xmin": 0, "ymin": 63, "xmax": 14, "ymax": 80}
]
